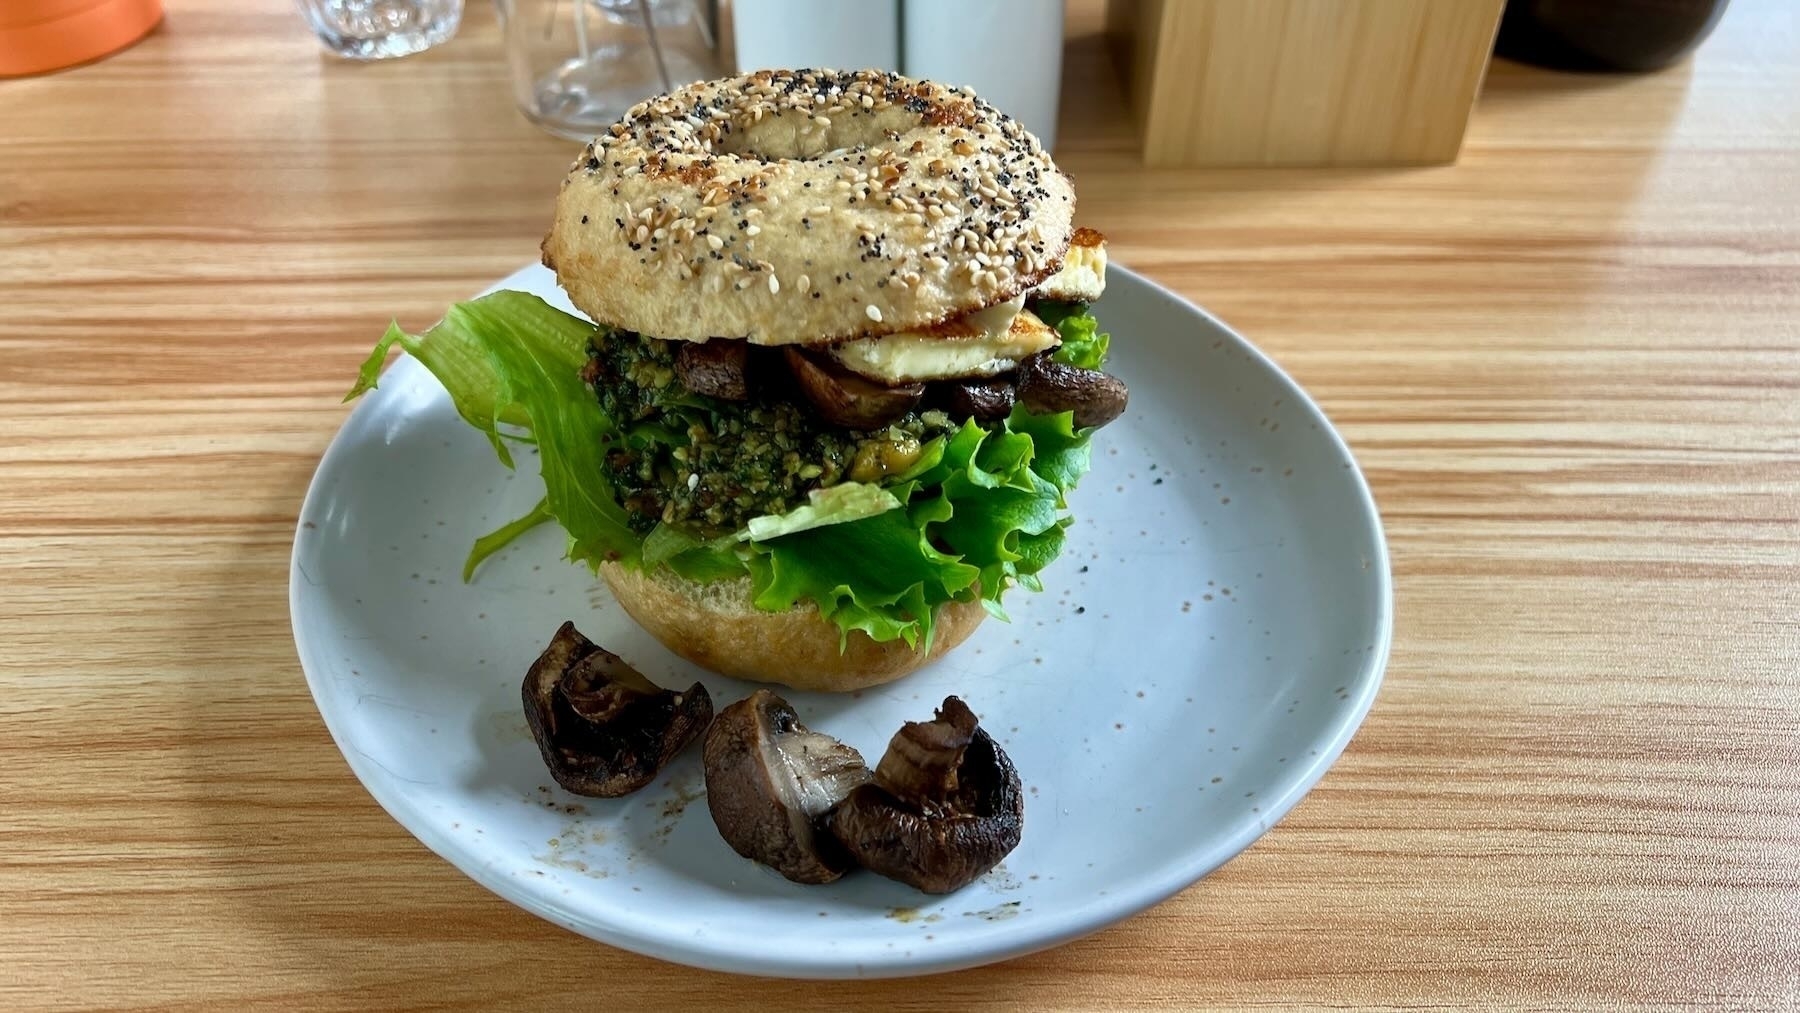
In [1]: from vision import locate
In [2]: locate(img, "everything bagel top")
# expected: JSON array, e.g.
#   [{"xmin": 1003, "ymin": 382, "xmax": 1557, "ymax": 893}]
[{"xmin": 542, "ymin": 69, "xmax": 1078, "ymax": 345}]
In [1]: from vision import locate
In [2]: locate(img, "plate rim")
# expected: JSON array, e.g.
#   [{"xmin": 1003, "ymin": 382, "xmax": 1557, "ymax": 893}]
[{"xmin": 289, "ymin": 261, "xmax": 1394, "ymax": 978}]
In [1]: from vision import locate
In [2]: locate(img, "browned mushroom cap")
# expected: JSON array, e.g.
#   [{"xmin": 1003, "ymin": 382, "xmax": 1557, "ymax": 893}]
[
  {"xmin": 1017, "ymin": 353, "xmax": 1129, "ymax": 429},
  {"xmin": 826, "ymin": 696, "xmax": 1024, "ymax": 894},
  {"xmin": 784, "ymin": 346, "xmax": 924, "ymax": 430},
  {"xmin": 703, "ymin": 689, "xmax": 872, "ymax": 884},
  {"xmin": 521, "ymin": 621, "xmax": 713, "ymax": 798},
  {"xmin": 676, "ymin": 340, "xmax": 750, "ymax": 401},
  {"xmin": 935, "ymin": 376, "xmax": 1016, "ymax": 422}
]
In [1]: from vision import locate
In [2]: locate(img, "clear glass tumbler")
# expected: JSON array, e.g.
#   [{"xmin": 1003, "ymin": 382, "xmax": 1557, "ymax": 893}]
[
  {"xmin": 297, "ymin": 0, "xmax": 463, "ymax": 60},
  {"xmin": 497, "ymin": 0, "xmax": 723, "ymax": 141}
]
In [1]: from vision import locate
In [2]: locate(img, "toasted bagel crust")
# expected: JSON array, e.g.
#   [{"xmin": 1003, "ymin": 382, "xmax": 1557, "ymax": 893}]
[
  {"xmin": 598, "ymin": 562, "xmax": 986, "ymax": 692},
  {"xmin": 544, "ymin": 69, "xmax": 1076, "ymax": 344}
]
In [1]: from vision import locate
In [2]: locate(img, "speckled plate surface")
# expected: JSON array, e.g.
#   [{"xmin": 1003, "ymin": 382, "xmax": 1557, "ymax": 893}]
[{"xmin": 290, "ymin": 263, "xmax": 1391, "ymax": 978}]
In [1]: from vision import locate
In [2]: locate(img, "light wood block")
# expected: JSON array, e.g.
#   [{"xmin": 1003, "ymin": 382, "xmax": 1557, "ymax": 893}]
[{"xmin": 1111, "ymin": 0, "xmax": 1506, "ymax": 166}]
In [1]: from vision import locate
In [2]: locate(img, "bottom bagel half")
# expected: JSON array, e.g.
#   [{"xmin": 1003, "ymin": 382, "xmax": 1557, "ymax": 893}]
[{"xmin": 599, "ymin": 562, "xmax": 987, "ymax": 692}]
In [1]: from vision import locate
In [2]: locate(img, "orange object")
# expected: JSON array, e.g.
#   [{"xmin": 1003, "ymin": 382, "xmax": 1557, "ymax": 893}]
[{"xmin": 0, "ymin": 0, "xmax": 163, "ymax": 77}]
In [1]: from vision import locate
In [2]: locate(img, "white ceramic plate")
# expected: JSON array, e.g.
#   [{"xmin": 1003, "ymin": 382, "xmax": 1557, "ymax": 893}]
[{"xmin": 291, "ymin": 263, "xmax": 1391, "ymax": 978}]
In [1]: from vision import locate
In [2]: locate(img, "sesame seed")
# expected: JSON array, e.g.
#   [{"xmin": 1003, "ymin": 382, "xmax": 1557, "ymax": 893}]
[
  {"xmin": 767, "ymin": 273, "xmax": 780, "ymax": 294},
  {"xmin": 865, "ymin": 304, "xmax": 883, "ymax": 323},
  {"xmin": 576, "ymin": 70, "xmax": 1072, "ymax": 311}
]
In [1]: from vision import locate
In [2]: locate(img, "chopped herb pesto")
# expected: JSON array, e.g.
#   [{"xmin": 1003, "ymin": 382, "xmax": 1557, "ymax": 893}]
[{"xmin": 585, "ymin": 331, "xmax": 953, "ymax": 536}]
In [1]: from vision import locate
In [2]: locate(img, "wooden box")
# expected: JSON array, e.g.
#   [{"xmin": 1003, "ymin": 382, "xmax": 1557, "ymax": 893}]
[{"xmin": 1108, "ymin": 0, "xmax": 1506, "ymax": 166}]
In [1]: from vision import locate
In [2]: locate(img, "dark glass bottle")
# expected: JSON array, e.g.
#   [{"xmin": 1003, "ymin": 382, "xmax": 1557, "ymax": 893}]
[{"xmin": 1495, "ymin": 0, "xmax": 1731, "ymax": 72}]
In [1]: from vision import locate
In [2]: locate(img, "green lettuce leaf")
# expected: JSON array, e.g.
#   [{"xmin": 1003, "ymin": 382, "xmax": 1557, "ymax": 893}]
[
  {"xmin": 348, "ymin": 291, "xmax": 640, "ymax": 569},
  {"xmin": 641, "ymin": 523, "xmax": 752, "ymax": 583},
  {"xmin": 742, "ymin": 482, "xmax": 903, "ymax": 542},
  {"xmin": 742, "ymin": 402, "xmax": 1095, "ymax": 647},
  {"xmin": 665, "ymin": 543, "xmax": 752, "ymax": 583},
  {"xmin": 746, "ymin": 508, "xmax": 981, "ymax": 651},
  {"xmin": 640, "ymin": 522, "xmax": 697, "ymax": 567},
  {"xmin": 1029, "ymin": 299, "xmax": 1087, "ymax": 330},
  {"xmin": 1034, "ymin": 300, "xmax": 1111, "ymax": 370},
  {"xmin": 463, "ymin": 498, "xmax": 553, "ymax": 581},
  {"xmin": 1006, "ymin": 402, "xmax": 1092, "ymax": 495}
]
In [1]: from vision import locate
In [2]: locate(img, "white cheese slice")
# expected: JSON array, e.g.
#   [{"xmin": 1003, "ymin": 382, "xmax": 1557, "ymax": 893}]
[
  {"xmin": 1034, "ymin": 227, "xmax": 1107, "ymax": 302},
  {"xmin": 829, "ymin": 297, "xmax": 1061, "ymax": 384}
]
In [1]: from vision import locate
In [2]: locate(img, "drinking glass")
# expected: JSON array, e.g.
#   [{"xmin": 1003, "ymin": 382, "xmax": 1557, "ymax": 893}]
[
  {"xmin": 297, "ymin": 0, "xmax": 462, "ymax": 60},
  {"xmin": 497, "ymin": 0, "xmax": 722, "ymax": 141}
]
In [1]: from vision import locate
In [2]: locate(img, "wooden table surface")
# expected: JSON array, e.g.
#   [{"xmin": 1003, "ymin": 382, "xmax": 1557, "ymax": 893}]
[{"xmin": 4, "ymin": 1, "xmax": 1797, "ymax": 1008}]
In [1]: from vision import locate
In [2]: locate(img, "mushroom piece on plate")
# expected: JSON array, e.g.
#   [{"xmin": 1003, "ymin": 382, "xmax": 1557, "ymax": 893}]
[
  {"xmin": 521, "ymin": 621, "xmax": 713, "ymax": 798},
  {"xmin": 703, "ymin": 689, "xmax": 872, "ymax": 884},
  {"xmin": 827, "ymin": 696, "xmax": 1024, "ymax": 894}
]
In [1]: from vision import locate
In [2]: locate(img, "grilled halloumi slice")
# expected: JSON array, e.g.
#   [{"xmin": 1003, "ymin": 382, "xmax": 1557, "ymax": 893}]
[
  {"xmin": 829, "ymin": 297, "xmax": 1060, "ymax": 384},
  {"xmin": 824, "ymin": 228, "xmax": 1104, "ymax": 385},
  {"xmin": 1034, "ymin": 227, "xmax": 1107, "ymax": 302}
]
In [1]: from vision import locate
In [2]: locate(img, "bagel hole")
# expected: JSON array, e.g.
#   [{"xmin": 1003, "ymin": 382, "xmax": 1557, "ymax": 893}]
[{"xmin": 716, "ymin": 109, "xmax": 912, "ymax": 162}]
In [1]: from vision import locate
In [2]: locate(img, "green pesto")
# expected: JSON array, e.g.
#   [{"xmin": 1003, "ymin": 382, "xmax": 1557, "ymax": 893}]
[{"xmin": 586, "ymin": 331, "xmax": 955, "ymax": 537}]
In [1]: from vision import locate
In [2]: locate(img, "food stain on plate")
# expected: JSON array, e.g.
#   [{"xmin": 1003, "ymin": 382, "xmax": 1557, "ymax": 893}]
[
  {"xmin": 885, "ymin": 906, "xmax": 943, "ymax": 925},
  {"xmin": 962, "ymin": 901, "xmax": 1024, "ymax": 922},
  {"xmin": 486, "ymin": 709, "xmax": 531, "ymax": 743},
  {"xmin": 536, "ymin": 820, "xmax": 614, "ymax": 878},
  {"xmin": 982, "ymin": 862, "xmax": 1023, "ymax": 892},
  {"xmin": 651, "ymin": 770, "xmax": 707, "ymax": 845}
]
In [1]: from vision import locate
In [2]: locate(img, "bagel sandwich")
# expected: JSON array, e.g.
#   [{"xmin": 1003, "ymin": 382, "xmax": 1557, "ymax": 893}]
[{"xmin": 349, "ymin": 70, "xmax": 1128, "ymax": 691}]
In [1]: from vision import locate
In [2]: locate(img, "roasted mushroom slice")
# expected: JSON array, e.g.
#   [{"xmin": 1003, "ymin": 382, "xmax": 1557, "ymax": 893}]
[
  {"xmin": 784, "ymin": 346, "xmax": 925, "ymax": 430},
  {"xmin": 935, "ymin": 376, "xmax": 1017, "ymax": 422},
  {"xmin": 827, "ymin": 696, "xmax": 1024, "ymax": 894},
  {"xmin": 676, "ymin": 339, "xmax": 750, "ymax": 401},
  {"xmin": 703, "ymin": 689, "xmax": 871, "ymax": 884},
  {"xmin": 1016, "ymin": 352, "xmax": 1130, "ymax": 429},
  {"xmin": 521, "ymin": 621, "xmax": 713, "ymax": 797}
]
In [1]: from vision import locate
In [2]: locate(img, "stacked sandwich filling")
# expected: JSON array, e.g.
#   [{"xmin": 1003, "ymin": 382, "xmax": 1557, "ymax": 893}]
[{"xmin": 582, "ymin": 229, "xmax": 1119, "ymax": 538}]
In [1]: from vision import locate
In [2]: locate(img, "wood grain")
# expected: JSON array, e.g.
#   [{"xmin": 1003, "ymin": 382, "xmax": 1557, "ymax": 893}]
[
  {"xmin": 3, "ymin": 0, "xmax": 1798, "ymax": 1009},
  {"xmin": 1117, "ymin": 0, "xmax": 1506, "ymax": 166}
]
